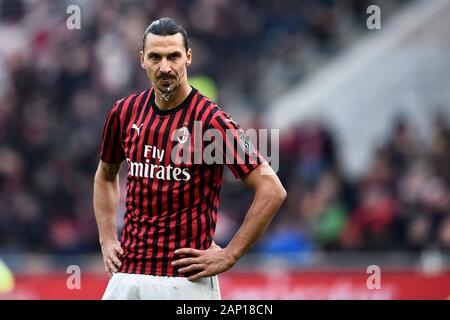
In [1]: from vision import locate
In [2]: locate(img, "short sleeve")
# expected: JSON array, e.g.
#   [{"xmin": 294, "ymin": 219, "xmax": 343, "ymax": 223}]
[
  {"xmin": 99, "ymin": 104, "xmax": 125, "ymax": 164},
  {"xmin": 207, "ymin": 109, "xmax": 265, "ymax": 179}
]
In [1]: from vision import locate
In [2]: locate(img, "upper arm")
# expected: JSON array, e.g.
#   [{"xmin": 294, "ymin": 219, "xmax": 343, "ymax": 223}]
[
  {"xmin": 96, "ymin": 101, "xmax": 125, "ymax": 182},
  {"xmin": 240, "ymin": 161, "xmax": 286, "ymax": 198},
  {"xmin": 95, "ymin": 160, "xmax": 122, "ymax": 182},
  {"xmin": 99, "ymin": 103, "xmax": 125, "ymax": 165}
]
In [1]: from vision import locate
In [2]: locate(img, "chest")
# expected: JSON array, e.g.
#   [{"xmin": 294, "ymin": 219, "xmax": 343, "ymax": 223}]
[{"xmin": 122, "ymin": 116, "xmax": 204, "ymax": 166}]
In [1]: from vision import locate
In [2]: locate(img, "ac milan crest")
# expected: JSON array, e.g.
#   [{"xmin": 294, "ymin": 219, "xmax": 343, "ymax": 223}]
[{"xmin": 177, "ymin": 126, "xmax": 190, "ymax": 144}]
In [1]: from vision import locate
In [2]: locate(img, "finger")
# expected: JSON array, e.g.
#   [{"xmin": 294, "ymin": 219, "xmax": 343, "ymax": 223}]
[
  {"xmin": 114, "ymin": 245, "xmax": 124, "ymax": 256},
  {"xmin": 188, "ymin": 270, "xmax": 210, "ymax": 281},
  {"xmin": 110, "ymin": 254, "xmax": 122, "ymax": 268},
  {"xmin": 174, "ymin": 248, "xmax": 202, "ymax": 257},
  {"xmin": 171, "ymin": 257, "xmax": 200, "ymax": 267},
  {"xmin": 104, "ymin": 262, "xmax": 113, "ymax": 278},
  {"xmin": 107, "ymin": 258, "xmax": 118, "ymax": 273},
  {"xmin": 178, "ymin": 264, "xmax": 204, "ymax": 274},
  {"xmin": 107, "ymin": 259, "xmax": 117, "ymax": 273},
  {"xmin": 109, "ymin": 258, "xmax": 118, "ymax": 273}
]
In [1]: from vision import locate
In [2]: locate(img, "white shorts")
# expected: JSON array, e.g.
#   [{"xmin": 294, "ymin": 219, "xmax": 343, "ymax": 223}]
[{"xmin": 102, "ymin": 272, "xmax": 221, "ymax": 300}]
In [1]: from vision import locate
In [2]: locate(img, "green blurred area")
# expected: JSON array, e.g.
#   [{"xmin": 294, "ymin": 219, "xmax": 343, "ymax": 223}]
[{"xmin": 189, "ymin": 75, "xmax": 217, "ymax": 102}]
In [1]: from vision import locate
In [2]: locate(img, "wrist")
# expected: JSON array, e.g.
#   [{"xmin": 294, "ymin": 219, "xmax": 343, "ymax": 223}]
[
  {"xmin": 99, "ymin": 237, "xmax": 118, "ymax": 247},
  {"xmin": 224, "ymin": 247, "xmax": 241, "ymax": 264}
]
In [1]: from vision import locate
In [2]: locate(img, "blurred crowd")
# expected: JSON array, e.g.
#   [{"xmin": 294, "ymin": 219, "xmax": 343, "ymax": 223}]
[
  {"xmin": 246, "ymin": 113, "xmax": 450, "ymax": 257},
  {"xmin": 0, "ymin": 0, "xmax": 434, "ymax": 257}
]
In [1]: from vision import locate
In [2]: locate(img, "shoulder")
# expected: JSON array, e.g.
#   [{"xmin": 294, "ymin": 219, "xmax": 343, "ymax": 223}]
[
  {"xmin": 206, "ymin": 104, "xmax": 240, "ymax": 131},
  {"xmin": 194, "ymin": 90, "xmax": 234, "ymax": 127}
]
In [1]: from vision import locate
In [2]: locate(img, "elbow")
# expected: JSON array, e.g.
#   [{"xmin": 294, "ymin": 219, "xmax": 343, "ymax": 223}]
[
  {"xmin": 261, "ymin": 183, "xmax": 287, "ymax": 206},
  {"xmin": 281, "ymin": 186, "xmax": 288, "ymax": 202},
  {"xmin": 277, "ymin": 186, "xmax": 287, "ymax": 205},
  {"xmin": 252, "ymin": 172, "xmax": 287, "ymax": 206}
]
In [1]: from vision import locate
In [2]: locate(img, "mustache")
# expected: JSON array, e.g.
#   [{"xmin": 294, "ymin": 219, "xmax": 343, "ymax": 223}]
[{"xmin": 157, "ymin": 74, "xmax": 176, "ymax": 80}]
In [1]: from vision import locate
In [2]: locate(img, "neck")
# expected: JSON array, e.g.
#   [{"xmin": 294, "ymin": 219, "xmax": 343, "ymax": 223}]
[{"xmin": 154, "ymin": 81, "xmax": 191, "ymax": 110}]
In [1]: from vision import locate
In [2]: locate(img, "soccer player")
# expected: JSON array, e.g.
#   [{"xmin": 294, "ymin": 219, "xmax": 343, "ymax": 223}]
[{"xmin": 94, "ymin": 17, "xmax": 287, "ymax": 300}]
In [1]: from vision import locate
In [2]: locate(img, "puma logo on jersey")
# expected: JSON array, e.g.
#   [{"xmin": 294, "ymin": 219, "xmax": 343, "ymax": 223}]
[{"xmin": 132, "ymin": 123, "xmax": 143, "ymax": 136}]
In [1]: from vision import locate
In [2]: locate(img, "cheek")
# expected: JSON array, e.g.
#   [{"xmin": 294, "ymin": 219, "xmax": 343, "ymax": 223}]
[
  {"xmin": 175, "ymin": 65, "xmax": 186, "ymax": 77},
  {"xmin": 145, "ymin": 66, "xmax": 157, "ymax": 78}
]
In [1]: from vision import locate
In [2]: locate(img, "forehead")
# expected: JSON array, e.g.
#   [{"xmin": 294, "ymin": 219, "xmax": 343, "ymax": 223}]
[{"xmin": 144, "ymin": 33, "xmax": 185, "ymax": 53}]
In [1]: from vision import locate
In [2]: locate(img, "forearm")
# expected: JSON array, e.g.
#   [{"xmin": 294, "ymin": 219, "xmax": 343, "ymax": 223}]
[
  {"xmin": 225, "ymin": 186, "xmax": 286, "ymax": 262},
  {"xmin": 93, "ymin": 172, "xmax": 120, "ymax": 245}
]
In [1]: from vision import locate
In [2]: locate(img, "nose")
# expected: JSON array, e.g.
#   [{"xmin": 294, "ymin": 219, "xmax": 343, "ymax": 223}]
[{"xmin": 160, "ymin": 58, "xmax": 172, "ymax": 74}]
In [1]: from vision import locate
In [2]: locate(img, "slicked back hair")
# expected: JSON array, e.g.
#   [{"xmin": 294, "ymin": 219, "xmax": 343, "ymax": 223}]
[{"xmin": 142, "ymin": 17, "xmax": 189, "ymax": 52}]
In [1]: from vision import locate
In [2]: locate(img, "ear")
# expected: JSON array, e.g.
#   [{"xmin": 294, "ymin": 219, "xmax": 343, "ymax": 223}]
[
  {"xmin": 140, "ymin": 50, "xmax": 145, "ymax": 69},
  {"xmin": 186, "ymin": 48, "xmax": 192, "ymax": 66}
]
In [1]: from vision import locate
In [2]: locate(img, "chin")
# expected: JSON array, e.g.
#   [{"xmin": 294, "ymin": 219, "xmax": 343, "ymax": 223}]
[{"xmin": 159, "ymin": 84, "xmax": 171, "ymax": 90}]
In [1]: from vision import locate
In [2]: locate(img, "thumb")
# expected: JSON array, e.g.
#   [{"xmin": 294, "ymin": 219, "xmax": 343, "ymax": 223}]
[{"xmin": 210, "ymin": 241, "xmax": 221, "ymax": 250}]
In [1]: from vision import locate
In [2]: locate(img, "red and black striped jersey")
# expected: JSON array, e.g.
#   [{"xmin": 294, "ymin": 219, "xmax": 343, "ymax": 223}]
[{"xmin": 99, "ymin": 87, "xmax": 265, "ymax": 276}]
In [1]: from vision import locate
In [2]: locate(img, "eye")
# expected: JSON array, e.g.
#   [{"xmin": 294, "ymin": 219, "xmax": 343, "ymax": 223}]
[
  {"xmin": 169, "ymin": 53, "xmax": 180, "ymax": 61},
  {"xmin": 148, "ymin": 54, "xmax": 160, "ymax": 61}
]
